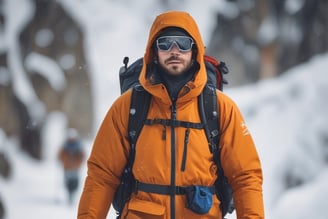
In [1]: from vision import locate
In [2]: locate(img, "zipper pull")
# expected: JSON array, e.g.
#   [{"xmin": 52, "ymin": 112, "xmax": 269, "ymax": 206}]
[
  {"xmin": 162, "ymin": 125, "xmax": 166, "ymax": 140},
  {"xmin": 171, "ymin": 99, "xmax": 177, "ymax": 120}
]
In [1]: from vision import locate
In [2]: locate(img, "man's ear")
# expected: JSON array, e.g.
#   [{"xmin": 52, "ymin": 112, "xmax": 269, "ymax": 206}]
[
  {"xmin": 151, "ymin": 43, "xmax": 159, "ymax": 64},
  {"xmin": 192, "ymin": 46, "xmax": 198, "ymax": 61}
]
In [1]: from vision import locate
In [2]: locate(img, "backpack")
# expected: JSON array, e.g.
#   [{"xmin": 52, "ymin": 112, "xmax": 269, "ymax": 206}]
[{"xmin": 113, "ymin": 55, "xmax": 234, "ymax": 219}]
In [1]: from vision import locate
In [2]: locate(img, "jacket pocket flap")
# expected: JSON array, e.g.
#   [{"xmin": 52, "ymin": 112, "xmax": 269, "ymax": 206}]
[{"xmin": 128, "ymin": 198, "xmax": 165, "ymax": 215}]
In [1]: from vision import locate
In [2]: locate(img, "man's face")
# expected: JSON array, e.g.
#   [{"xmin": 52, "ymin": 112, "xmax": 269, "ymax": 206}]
[{"xmin": 156, "ymin": 36, "xmax": 194, "ymax": 76}]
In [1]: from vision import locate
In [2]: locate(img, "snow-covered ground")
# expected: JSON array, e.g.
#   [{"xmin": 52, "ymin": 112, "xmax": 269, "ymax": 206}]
[
  {"xmin": 227, "ymin": 54, "xmax": 328, "ymax": 219},
  {"xmin": 1, "ymin": 0, "xmax": 328, "ymax": 218}
]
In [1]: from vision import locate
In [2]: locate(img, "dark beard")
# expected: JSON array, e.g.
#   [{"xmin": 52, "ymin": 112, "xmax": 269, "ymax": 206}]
[{"xmin": 159, "ymin": 61, "xmax": 199, "ymax": 99}]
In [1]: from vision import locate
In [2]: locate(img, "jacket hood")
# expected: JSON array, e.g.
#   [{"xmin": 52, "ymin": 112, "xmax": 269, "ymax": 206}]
[{"xmin": 139, "ymin": 11, "xmax": 207, "ymax": 104}]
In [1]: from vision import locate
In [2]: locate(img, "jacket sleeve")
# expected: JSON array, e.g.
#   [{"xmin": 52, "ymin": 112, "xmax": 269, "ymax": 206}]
[
  {"xmin": 217, "ymin": 91, "xmax": 264, "ymax": 219},
  {"xmin": 78, "ymin": 92, "xmax": 131, "ymax": 219}
]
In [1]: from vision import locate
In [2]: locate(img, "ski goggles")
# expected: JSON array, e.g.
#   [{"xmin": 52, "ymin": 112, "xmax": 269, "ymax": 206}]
[{"xmin": 156, "ymin": 36, "xmax": 194, "ymax": 52}]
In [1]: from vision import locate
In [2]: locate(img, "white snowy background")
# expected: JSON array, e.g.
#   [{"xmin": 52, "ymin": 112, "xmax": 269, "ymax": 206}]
[{"xmin": 0, "ymin": 0, "xmax": 327, "ymax": 218}]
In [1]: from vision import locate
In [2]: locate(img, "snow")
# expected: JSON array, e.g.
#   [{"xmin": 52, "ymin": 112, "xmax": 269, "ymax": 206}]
[
  {"xmin": 1, "ymin": 0, "xmax": 328, "ymax": 218},
  {"xmin": 34, "ymin": 28, "xmax": 55, "ymax": 48},
  {"xmin": 257, "ymin": 16, "xmax": 278, "ymax": 46},
  {"xmin": 285, "ymin": 0, "xmax": 306, "ymax": 14},
  {"xmin": 0, "ymin": 67, "xmax": 11, "ymax": 86},
  {"xmin": 4, "ymin": 0, "xmax": 46, "ymax": 123},
  {"xmin": 25, "ymin": 52, "xmax": 67, "ymax": 91},
  {"xmin": 226, "ymin": 54, "xmax": 328, "ymax": 218}
]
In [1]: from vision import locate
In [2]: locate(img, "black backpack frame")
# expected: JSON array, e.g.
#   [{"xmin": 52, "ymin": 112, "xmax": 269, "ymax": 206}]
[{"xmin": 113, "ymin": 57, "xmax": 234, "ymax": 219}]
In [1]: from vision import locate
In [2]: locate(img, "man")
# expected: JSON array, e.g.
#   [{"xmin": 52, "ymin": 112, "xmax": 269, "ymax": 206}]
[{"xmin": 78, "ymin": 11, "xmax": 264, "ymax": 218}]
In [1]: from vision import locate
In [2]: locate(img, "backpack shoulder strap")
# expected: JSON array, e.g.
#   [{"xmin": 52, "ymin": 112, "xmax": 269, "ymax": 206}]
[
  {"xmin": 199, "ymin": 84, "xmax": 224, "ymax": 174},
  {"xmin": 128, "ymin": 85, "xmax": 151, "ymax": 158},
  {"xmin": 199, "ymin": 85, "xmax": 235, "ymax": 217},
  {"xmin": 198, "ymin": 85, "xmax": 220, "ymax": 154},
  {"xmin": 112, "ymin": 85, "xmax": 151, "ymax": 215},
  {"xmin": 199, "ymin": 85, "xmax": 235, "ymax": 218}
]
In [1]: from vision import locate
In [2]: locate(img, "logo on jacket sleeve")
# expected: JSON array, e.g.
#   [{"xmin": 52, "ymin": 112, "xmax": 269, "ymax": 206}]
[{"xmin": 240, "ymin": 121, "xmax": 250, "ymax": 136}]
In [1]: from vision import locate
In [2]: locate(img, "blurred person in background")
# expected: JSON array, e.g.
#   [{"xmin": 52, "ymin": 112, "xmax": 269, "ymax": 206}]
[{"xmin": 58, "ymin": 128, "xmax": 85, "ymax": 205}]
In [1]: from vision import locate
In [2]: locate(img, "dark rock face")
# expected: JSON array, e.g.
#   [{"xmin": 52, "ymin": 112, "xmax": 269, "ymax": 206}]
[
  {"xmin": 208, "ymin": 0, "xmax": 328, "ymax": 86},
  {"xmin": 0, "ymin": 0, "xmax": 93, "ymax": 159}
]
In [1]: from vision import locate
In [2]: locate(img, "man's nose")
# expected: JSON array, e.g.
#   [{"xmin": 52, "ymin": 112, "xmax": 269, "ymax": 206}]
[{"xmin": 170, "ymin": 42, "xmax": 180, "ymax": 53}]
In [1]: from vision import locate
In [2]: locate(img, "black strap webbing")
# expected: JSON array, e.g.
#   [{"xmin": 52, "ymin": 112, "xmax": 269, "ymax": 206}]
[
  {"xmin": 144, "ymin": 119, "xmax": 204, "ymax": 129},
  {"xmin": 136, "ymin": 181, "xmax": 216, "ymax": 195},
  {"xmin": 128, "ymin": 86, "xmax": 151, "ymax": 143},
  {"xmin": 198, "ymin": 85, "xmax": 220, "ymax": 154},
  {"xmin": 127, "ymin": 86, "xmax": 151, "ymax": 164}
]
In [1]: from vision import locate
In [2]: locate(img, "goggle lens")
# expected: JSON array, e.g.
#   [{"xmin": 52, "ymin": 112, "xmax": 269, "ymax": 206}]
[{"xmin": 156, "ymin": 36, "xmax": 194, "ymax": 52}]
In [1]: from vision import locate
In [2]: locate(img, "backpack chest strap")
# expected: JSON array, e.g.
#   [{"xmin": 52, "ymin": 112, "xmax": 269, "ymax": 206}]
[
  {"xmin": 135, "ymin": 181, "xmax": 215, "ymax": 195},
  {"xmin": 144, "ymin": 118, "xmax": 204, "ymax": 129}
]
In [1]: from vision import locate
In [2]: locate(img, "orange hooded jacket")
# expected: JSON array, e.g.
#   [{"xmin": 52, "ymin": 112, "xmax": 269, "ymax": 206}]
[{"xmin": 78, "ymin": 11, "xmax": 264, "ymax": 219}]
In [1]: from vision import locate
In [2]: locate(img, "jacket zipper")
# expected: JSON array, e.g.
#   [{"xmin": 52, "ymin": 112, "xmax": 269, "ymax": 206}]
[{"xmin": 170, "ymin": 99, "xmax": 177, "ymax": 219}]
